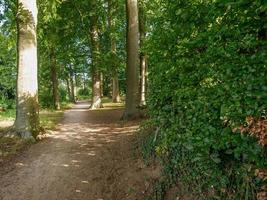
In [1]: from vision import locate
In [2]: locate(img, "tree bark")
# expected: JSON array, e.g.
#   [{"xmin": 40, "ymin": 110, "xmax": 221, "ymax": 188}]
[
  {"xmin": 108, "ymin": 0, "xmax": 121, "ymax": 103},
  {"xmin": 139, "ymin": 2, "xmax": 147, "ymax": 106},
  {"xmin": 140, "ymin": 55, "xmax": 147, "ymax": 106},
  {"xmin": 82, "ymin": 72, "xmax": 86, "ymax": 90},
  {"xmin": 15, "ymin": 0, "xmax": 39, "ymax": 139},
  {"xmin": 66, "ymin": 77, "xmax": 72, "ymax": 102},
  {"xmin": 50, "ymin": 47, "xmax": 60, "ymax": 110},
  {"xmin": 123, "ymin": 0, "xmax": 140, "ymax": 119},
  {"xmin": 91, "ymin": 67, "xmax": 102, "ymax": 109},
  {"xmin": 69, "ymin": 71, "xmax": 76, "ymax": 103},
  {"xmin": 74, "ymin": 73, "xmax": 78, "ymax": 98},
  {"xmin": 89, "ymin": 0, "xmax": 103, "ymax": 109},
  {"xmin": 100, "ymin": 72, "xmax": 104, "ymax": 98},
  {"xmin": 112, "ymin": 71, "xmax": 121, "ymax": 103}
]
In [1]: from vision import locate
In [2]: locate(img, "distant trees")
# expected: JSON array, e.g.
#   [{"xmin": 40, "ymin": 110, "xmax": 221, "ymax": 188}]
[
  {"xmin": 1, "ymin": 1, "xmax": 266, "ymax": 198},
  {"xmin": 0, "ymin": 0, "xmax": 18, "ymax": 110},
  {"xmin": 15, "ymin": 0, "xmax": 39, "ymax": 139},
  {"xmin": 0, "ymin": 0, "xmax": 150, "ymax": 141}
]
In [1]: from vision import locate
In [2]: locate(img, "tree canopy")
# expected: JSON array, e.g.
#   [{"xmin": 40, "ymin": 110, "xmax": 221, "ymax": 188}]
[{"xmin": 0, "ymin": 0, "xmax": 266, "ymax": 199}]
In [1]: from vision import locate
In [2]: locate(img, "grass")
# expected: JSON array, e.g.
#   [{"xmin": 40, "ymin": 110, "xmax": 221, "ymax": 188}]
[
  {"xmin": 39, "ymin": 110, "xmax": 64, "ymax": 130},
  {"xmin": 0, "ymin": 109, "xmax": 16, "ymax": 120},
  {"xmin": 101, "ymin": 97, "xmax": 125, "ymax": 109},
  {"xmin": 0, "ymin": 109, "xmax": 65, "ymax": 131}
]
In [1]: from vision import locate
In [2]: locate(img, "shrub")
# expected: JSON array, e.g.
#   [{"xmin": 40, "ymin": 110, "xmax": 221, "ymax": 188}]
[
  {"xmin": 77, "ymin": 88, "xmax": 91, "ymax": 100},
  {"xmin": 145, "ymin": 0, "xmax": 267, "ymax": 199}
]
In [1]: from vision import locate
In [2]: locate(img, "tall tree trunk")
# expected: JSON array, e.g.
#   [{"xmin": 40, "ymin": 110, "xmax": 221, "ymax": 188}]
[
  {"xmin": 108, "ymin": 0, "xmax": 121, "ymax": 103},
  {"xmin": 140, "ymin": 55, "xmax": 147, "ymax": 106},
  {"xmin": 66, "ymin": 77, "xmax": 72, "ymax": 102},
  {"xmin": 74, "ymin": 73, "xmax": 78, "ymax": 98},
  {"xmin": 82, "ymin": 72, "xmax": 86, "ymax": 90},
  {"xmin": 69, "ymin": 72, "xmax": 76, "ymax": 103},
  {"xmin": 109, "ymin": 78, "xmax": 113, "ymax": 98},
  {"xmin": 50, "ymin": 47, "xmax": 60, "ymax": 110},
  {"xmin": 112, "ymin": 71, "xmax": 121, "ymax": 103},
  {"xmin": 15, "ymin": 0, "xmax": 39, "ymax": 139},
  {"xmin": 100, "ymin": 72, "xmax": 104, "ymax": 98},
  {"xmin": 89, "ymin": 0, "xmax": 103, "ymax": 109},
  {"xmin": 123, "ymin": 0, "xmax": 140, "ymax": 119},
  {"xmin": 139, "ymin": 2, "xmax": 147, "ymax": 106},
  {"xmin": 91, "ymin": 67, "xmax": 102, "ymax": 109}
]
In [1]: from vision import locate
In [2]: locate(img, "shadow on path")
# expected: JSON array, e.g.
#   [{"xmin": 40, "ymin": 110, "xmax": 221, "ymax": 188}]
[{"xmin": 0, "ymin": 101, "xmax": 160, "ymax": 200}]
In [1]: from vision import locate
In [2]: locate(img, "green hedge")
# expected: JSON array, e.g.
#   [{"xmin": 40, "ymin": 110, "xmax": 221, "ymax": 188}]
[{"xmin": 146, "ymin": 0, "xmax": 267, "ymax": 199}]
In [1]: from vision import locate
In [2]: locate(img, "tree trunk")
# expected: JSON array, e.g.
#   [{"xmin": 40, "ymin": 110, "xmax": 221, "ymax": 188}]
[
  {"xmin": 100, "ymin": 72, "xmax": 104, "ymax": 98},
  {"xmin": 82, "ymin": 72, "xmax": 86, "ymax": 90},
  {"xmin": 123, "ymin": 0, "xmax": 140, "ymax": 119},
  {"xmin": 109, "ymin": 78, "xmax": 113, "ymax": 98},
  {"xmin": 74, "ymin": 73, "xmax": 78, "ymax": 98},
  {"xmin": 50, "ymin": 47, "xmax": 60, "ymax": 110},
  {"xmin": 140, "ymin": 55, "xmax": 147, "ymax": 106},
  {"xmin": 15, "ymin": 0, "xmax": 39, "ymax": 139},
  {"xmin": 91, "ymin": 68, "xmax": 102, "ymax": 109},
  {"xmin": 69, "ymin": 72, "xmax": 76, "ymax": 103},
  {"xmin": 66, "ymin": 77, "xmax": 72, "ymax": 102},
  {"xmin": 89, "ymin": 0, "xmax": 103, "ymax": 109},
  {"xmin": 139, "ymin": 2, "xmax": 147, "ymax": 106},
  {"xmin": 112, "ymin": 72, "xmax": 121, "ymax": 103},
  {"xmin": 108, "ymin": 0, "xmax": 121, "ymax": 103}
]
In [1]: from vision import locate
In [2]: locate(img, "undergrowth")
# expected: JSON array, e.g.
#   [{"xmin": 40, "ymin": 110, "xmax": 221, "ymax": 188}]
[
  {"xmin": 142, "ymin": 122, "xmax": 266, "ymax": 200},
  {"xmin": 144, "ymin": 1, "xmax": 267, "ymax": 199}
]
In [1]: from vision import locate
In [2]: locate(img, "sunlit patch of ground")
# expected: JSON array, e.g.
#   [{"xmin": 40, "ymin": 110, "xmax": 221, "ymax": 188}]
[
  {"xmin": 0, "ymin": 100, "xmax": 161, "ymax": 200},
  {"xmin": 0, "ymin": 109, "xmax": 65, "ymax": 163},
  {"xmin": 0, "ymin": 120, "xmax": 13, "ymax": 129},
  {"xmin": 39, "ymin": 110, "xmax": 64, "ymax": 130},
  {"xmin": 100, "ymin": 97, "xmax": 125, "ymax": 110},
  {"xmin": 101, "ymin": 102, "xmax": 125, "ymax": 110}
]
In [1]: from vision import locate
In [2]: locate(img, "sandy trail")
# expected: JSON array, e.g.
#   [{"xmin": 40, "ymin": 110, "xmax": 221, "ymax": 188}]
[{"xmin": 0, "ymin": 102, "xmax": 159, "ymax": 200}]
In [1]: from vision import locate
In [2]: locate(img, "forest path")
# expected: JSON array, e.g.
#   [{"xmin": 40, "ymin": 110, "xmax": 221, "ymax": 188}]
[{"xmin": 0, "ymin": 101, "xmax": 159, "ymax": 200}]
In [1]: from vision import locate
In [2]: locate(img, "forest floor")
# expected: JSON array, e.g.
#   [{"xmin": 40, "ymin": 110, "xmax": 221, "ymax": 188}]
[{"xmin": 0, "ymin": 101, "xmax": 161, "ymax": 200}]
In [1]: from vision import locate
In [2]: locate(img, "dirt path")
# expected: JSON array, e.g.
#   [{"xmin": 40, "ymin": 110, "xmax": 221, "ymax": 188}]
[{"xmin": 0, "ymin": 102, "xmax": 160, "ymax": 200}]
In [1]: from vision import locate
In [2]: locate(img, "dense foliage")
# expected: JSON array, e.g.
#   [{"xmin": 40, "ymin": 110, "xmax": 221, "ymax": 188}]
[
  {"xmin": 0, "ymin": 0, "xmax": 126, "ymax": 109},
  {"xmin": 0, "ymin": 0, "xmax": 266, "ymax": 198},
  {"xmin": 0, "ymin": 0, "xmax": 16, "ymax": 109},
  {"xmin": 146, "ymin": 0, "xmax": 267, "ymax": 199}
]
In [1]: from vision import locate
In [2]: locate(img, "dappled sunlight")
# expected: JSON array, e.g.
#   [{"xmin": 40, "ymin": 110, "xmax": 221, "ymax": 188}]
[
  {"xmin": 81, "ymin": 180, "xmax": 89, "ymax": 184},
  {"xmin": 67, "ymin": 109, "xmax": 90, "ymax": 112},
  {"xmin": 0, "ymin": 120, "xmax": 13, "ymax": 129},
  {"xmin": 71, "ymin": 160, "xmax": 81, "ymax": 163},
  {"xmin": 87, "ymin": 152, "xmax": 96, "ymax": 156},
  {"xmin": 5, "ymin": 102, "xmax": 139, "ymax": 174},
  {"xmin": 47, "ymin": 101, "xmax": 139, "ymax": 146},
  {"xmin": 15, "ymin": 162, "xmax": 27, "ymax": 167},
  {"xmin": 0, "ymin": 101, "xmax": 145, "ymax": 200}
]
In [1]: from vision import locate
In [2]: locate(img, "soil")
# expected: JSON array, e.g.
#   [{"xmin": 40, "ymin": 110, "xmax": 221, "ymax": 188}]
[{"xmin": 0, "ymin": 101, "xmax": 160, "ymax": 200}]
